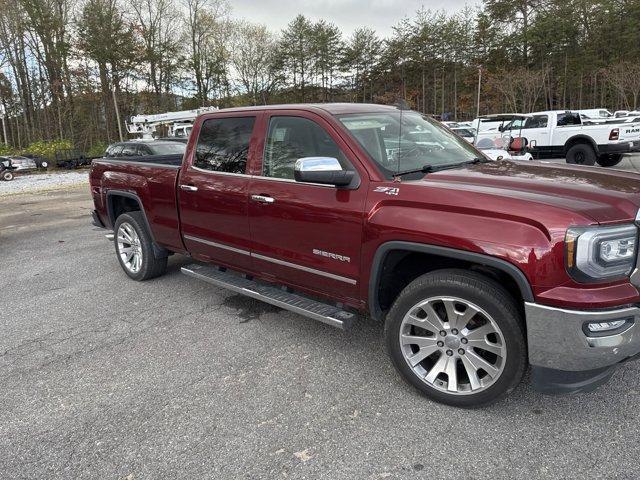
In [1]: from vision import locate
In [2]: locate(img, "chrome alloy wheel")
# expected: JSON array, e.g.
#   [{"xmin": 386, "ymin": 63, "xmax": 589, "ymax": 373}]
[
  {"xmin": 117, "ymin": 222, "xmax": 143, "ymax": 274},
  {"xmin": 399, "ymin": 296, "xmax": 507, "ymax": 395}
]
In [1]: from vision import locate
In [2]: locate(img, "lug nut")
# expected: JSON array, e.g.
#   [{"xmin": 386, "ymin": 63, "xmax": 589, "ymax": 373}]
[
  {"xmin": 446, "ymin": 350, "xmax": 453, "ymax": 356},
  {"xmin": 437, "ymin": 341, "xmax": 444, "ymax": 347},
  {"xmin": 458, "ymin": 349, "xmax": 465, "ymax": 355},
  {"xmin": 451, "ymin": 329, "xmax": 458, "ymax": 335},
  {"xmin": 461, "ymin": 338, "xmax": 468, "ymax": 344},
  {"xmin": 440, "ymin": 330, "xmax": 447, "ymax": 337}
]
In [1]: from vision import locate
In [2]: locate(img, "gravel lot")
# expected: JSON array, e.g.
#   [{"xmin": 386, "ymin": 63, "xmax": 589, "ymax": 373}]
[
  {"xmin": 1, "ymin": 159, "xmax": 640, "ymax": 479},
  {"xmin": 0, "ymin": 171, "xmax": 89, "ymax": 196}
]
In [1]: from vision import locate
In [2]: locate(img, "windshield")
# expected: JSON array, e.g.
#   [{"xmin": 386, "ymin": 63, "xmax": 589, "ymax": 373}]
[
  {"xmin": 338, "ymin": 111, "xmax": 481, "ymax": 178},
  {"xmin": 148, "ymin": 143, "xmax": 186, "ymax": 155},
  {"xmin": 452, "ymin": 128, "xmax": 475, "ymax": 137},
  {"xmin": 501, "ymin": 119, "xmax": 526, "ymax": 130}
]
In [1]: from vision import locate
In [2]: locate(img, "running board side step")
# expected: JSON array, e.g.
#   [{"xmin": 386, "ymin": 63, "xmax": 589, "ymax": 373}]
[{"xmin": 181, "ymin": 263, "xmax": 356, "ymax": 330}]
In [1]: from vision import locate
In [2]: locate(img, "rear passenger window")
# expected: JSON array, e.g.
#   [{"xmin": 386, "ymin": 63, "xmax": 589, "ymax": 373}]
[
  {"xmin": 263, "ymin": 116, "xmax": 350, "ymax": 180},
  {"xmin": 138, "ymin": 145, "xmax": 153, "ymax": 156},
  {"xmin": 121, "ymin": 144, "xmax": 138, "ymax": 157},
  {"xmin": 107, "ymin": 145, "xmax": 123, "ymax": 157},
  {"xmin": 524, "ymin": 115, "xmax": 548, "ymax": 129},
  {"xmin": 195, "ymin": 117, "xmax": 255, "ymax": 173},
  {"xmin": 557, "ymin": 113, "xmax": 581, "ymax": 126}
]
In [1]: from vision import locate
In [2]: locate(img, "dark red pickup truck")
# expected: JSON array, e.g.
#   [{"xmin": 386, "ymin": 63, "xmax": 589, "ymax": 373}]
[{"xmin": 90, "ymin": 103, "xmax": 640, "ymax": 407}]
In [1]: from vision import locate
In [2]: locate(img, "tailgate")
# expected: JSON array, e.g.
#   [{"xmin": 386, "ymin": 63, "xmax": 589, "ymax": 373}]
[{"xmin": 619, "ymin": 123, "xmax": 640, "ymax": 141}]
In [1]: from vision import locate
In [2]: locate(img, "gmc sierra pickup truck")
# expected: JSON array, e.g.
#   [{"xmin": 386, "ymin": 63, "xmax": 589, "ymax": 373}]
[{"xmin": 90, "ymin": 103, "xmax": 640, "ymax": 407}]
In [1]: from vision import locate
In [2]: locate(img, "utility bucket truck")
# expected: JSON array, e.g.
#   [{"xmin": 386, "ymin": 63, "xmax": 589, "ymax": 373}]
[{"xmin": 126, "ymin": 107, "xmax": 218, "ymax": 140}]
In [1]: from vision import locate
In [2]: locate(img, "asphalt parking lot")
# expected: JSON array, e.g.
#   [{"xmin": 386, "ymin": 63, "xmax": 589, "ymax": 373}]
[{"xmin": 2, "ymin": 157, "xmax": 640, "ymax": 479}]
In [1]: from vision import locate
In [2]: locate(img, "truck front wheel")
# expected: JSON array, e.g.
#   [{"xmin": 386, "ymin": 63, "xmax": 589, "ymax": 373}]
[
  {"xmin": 566, "ymin": 143, "xmax": 596, "ymax": 165},
  {"xmin": 596, "ymin": 153, "xmax": 623, "ymax": 167},
  {"xmin": 384, "ymin": 269, "xmax": 526, "ymax": 408},
  {"xmin": 113, "ymin": 212, "xmax": 167, "ymax": 281}
]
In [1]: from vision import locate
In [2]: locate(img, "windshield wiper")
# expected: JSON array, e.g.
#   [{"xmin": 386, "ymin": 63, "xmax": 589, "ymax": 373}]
[{"xmin": 392, "ymin": 157, "xmax": 487, "ymax": 179}]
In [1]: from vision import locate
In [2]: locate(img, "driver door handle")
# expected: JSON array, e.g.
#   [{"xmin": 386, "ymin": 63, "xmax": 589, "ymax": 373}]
[
  {"xmin": 251, "ymin": 194, "xmax": 275, "ymax": 204},
  {"xmin": 180, "ymin": 184, "xmax": 198, "ymax": 192}
]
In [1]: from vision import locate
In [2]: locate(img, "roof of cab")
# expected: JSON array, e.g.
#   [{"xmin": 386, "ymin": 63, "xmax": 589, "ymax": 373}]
[
  {"xmin": 204, "ymin": 103, "xmax": 401, "ymax": 116},
  {"xmin": 478, "ymin": 113, "xmax": 531, "ymax": 121}
]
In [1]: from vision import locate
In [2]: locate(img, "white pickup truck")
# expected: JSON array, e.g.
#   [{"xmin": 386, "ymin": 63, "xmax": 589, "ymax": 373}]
[{"xmin": 486, "ymin": 110, "xmax": 640, "ymax": 167}]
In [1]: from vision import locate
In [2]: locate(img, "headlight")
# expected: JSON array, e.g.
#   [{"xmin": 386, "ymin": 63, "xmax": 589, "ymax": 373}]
[{"xmin": 565, "ymin": 224, "xmax": 638, "ymax": 282}]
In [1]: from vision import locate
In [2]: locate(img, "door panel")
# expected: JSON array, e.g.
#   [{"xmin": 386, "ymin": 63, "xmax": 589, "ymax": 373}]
[
  {"xmin": 248, "ymin": 113, "xmax": 368, "ymax": 302},
  {"xmin": 178, "ymin": 114, "xmax": 258, "ymax": 271},
  {"xmin": 521, "ymin": 115, "xmax": 551, "ymax": 148}
]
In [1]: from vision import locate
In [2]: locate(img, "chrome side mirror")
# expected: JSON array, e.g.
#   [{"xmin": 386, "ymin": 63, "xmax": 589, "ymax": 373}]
[{"xmin": 294, "ymin": 157, "xmax": 355, "ymax": 187}]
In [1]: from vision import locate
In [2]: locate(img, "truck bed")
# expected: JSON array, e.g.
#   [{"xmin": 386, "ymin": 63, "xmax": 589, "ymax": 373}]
[{"xmin": 90, "ymin": 155, "xmax": 185, "ymax": 252}]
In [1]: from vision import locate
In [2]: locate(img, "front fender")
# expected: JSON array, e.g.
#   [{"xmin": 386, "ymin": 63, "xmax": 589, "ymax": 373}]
[
  {"xmin": 361, "ymin": 202, "xmax": 564, "ymax": 319},
  {"xmin": 366, "ymin": 241, "xmax": 536, "ymax": 321}
]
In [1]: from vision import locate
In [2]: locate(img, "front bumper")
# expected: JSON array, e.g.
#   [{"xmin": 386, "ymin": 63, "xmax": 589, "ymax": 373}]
[
  {"xmin": 526, "ymin": 302, "xmax": 640, "ymax": 371},
  {"xmin": 526, "ymin": 302, "xmax": 640, "ymax": 393}
]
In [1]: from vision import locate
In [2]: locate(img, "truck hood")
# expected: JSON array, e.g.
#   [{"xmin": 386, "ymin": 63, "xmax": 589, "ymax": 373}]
[{"xmin": 423, "ymin": 160, "xmax": 640, "ymax": 224}]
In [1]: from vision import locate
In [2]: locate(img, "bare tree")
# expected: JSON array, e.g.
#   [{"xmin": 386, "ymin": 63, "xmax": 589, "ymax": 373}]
[
  {"xmin": 602, "ymin": 62, "xmax": 640, "ymax": 110},
  {"xmin": 77, "ymin": 0, "xmax": 138, "ymax": 140},
  {"xmin": 183, "ymin": 0, "xmax": 229, "ymax": 106},
  {"xmin": 19, "ymin": 0, "xmax": 74, "ymax": 139},
  {"xmin": 231, "ymin": 21, "xmax": 281, "ymax": 105},
  {"xmin": 0, "ymin": 1, "xmax": 35, "ymax": 140},
  {"xmin": 485, "ymin": 67, "xmax": 549, "ymax": 112},
  {"xmin": 130, "ymin": 0, "xmax": 181, "ymax": 102}
]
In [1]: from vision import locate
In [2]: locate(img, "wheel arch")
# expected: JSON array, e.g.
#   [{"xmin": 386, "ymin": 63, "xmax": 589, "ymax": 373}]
[
  {"xmin": 368, "ymin": 241, "xmax": 534, "ymax": 321},
  {"xmin": 106, "ymin": 190, "xmax": 168, "ymax": 258},
  {"xmin": 563, "ymin": 135, "xmax": 599, "ymax": 155}
]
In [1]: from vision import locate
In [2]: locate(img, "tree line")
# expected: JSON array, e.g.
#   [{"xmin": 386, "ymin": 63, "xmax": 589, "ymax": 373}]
[{"xmin": 0, "ymin": 0, "xmax": 639, "ymax": 153}]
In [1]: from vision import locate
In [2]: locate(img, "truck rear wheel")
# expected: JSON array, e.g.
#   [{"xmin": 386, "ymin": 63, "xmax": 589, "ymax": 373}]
[
  {"xmin": 2, "ymin": 171, "xmax": 14, "ymax": 181},
  {"xmin": 566, "ymin": 143, "xmax": 596, "ymax": 166},
  {"xmin": 113, "ymin": 212, "xmax": 167, "ymax": 281},
  {"xmin": 384, "ymin": 269, "xmax": 526, "ymax": 408},
  {"xmin": 596, "ymin": 153, "xmax": 623, "ymax": 167}
]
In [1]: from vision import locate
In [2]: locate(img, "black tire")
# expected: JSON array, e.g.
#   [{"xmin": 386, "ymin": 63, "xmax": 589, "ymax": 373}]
[
  {"xmin": 566, "ymin": 143, "xmax": 596, "ymax": 165},
  {"xmin": 384, "ymin": 269, "xmax": 527, "ymax": 408},
  {"xmin": 2, "ymin": 171, "xmax": 14, "ymax": 181},
  {"xmin": 113, "ymin": 211, "xmax": 167, "ymax": 281},
  {"xmin": 596, "ymin": 153, "xmax": 623, "ymax": 167}
]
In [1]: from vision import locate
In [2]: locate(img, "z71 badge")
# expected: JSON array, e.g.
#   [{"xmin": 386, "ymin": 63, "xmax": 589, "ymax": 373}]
[{"xmin": 373, "ymin": 186, "xmax": 400, "ymax": 196}]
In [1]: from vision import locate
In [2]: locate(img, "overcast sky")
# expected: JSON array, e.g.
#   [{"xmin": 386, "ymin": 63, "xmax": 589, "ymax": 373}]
[{"xmin": 230, "ymin": 0, "xmax": 479, "ymax": 37}]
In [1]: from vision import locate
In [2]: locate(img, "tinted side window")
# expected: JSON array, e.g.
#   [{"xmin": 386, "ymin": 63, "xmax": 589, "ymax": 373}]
[
  {"xmin": 263, "ymin": 116, "xmax": 350, "ymax": 180},
  {"xmin": 138, "ymin": 145, "xmax": 153, "ymax": 156},
  {"xmin": 557, "ymin": 113, "xmax": 581, "ymax": 126},
  {"xmin": 121, "ymin": 144, "xmax": 138, "ymax": 156},
  {"xmin": 107, "ymin": 145, "xmax": 124, "ymax": 157},
  {"xmin": 195, "ymin": 117, "xmax": 255, "ymax": 173},
  {"xmin": 524, "ymin": 115, "xmax": 548, "ymax": 129}
]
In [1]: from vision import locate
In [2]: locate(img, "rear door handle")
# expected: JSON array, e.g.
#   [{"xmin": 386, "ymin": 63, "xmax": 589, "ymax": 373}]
[
  {"xmin": 251, "ymin": 194, "xmax": 275, "ymax": 204},
  {"xmin": 180, "ymin": 185, "xmax": 198, "ymax": 192}
]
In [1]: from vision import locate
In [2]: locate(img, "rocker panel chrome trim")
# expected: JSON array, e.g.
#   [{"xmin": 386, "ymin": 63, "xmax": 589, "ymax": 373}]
[
  {"xmin": 183, "ymin": 234, "xmax": 251, "ymax": 256},
  {"xmin": 182, "ymin": 234, "xmax": 357, "ymax": 285}
]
